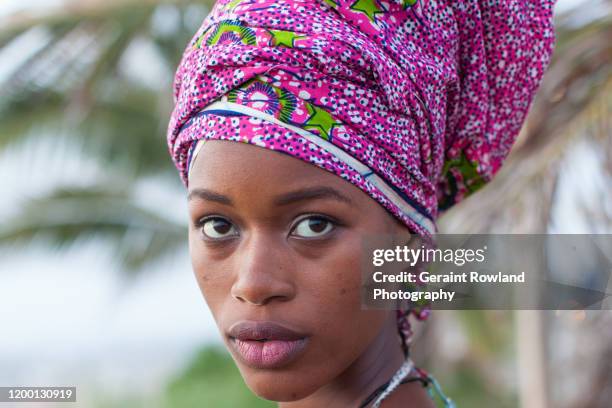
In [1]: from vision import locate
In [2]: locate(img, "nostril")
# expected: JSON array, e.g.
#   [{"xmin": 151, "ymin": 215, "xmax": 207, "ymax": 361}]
[{"xmin": 232, "ymin": 287, "xmax": 293, "ymax": 306}]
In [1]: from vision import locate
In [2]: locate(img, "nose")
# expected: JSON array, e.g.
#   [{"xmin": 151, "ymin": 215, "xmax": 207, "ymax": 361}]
[{"xmin": 231, "ymin": 234, "xmax": 296, "ymax": 306}]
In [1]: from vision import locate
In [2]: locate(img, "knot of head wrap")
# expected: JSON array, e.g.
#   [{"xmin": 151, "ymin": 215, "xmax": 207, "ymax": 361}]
[{"xmin": 167, "ymin": 0, "xmax": 556, "ymax": 239}]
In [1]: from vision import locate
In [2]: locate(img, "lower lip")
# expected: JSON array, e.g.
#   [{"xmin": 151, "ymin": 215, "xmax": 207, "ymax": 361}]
[{"xmin": 230, "ymin": 337, "xmax": 308, "ymax": 369}]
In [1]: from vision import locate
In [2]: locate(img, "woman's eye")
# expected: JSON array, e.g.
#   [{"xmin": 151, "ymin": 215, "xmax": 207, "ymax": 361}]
[
  {"xmin": 200, "ymin": 217, "xmax": 238, "ymax": 239},
  {"xmin": 291, "ymin": 216, "xmax": 335, "ymax": 238}
]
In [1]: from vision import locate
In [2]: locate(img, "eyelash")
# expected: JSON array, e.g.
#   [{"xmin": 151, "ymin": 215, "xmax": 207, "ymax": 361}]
[
  {"xmin": 289, "ymin": 213, "xmax": 339, "ymax": 238},
  {"xmin": 193, "ymin": 216, "xmax": 237, "ymax": 245},
  {"xmin": 194, "ymin": 213, "xmax": 340, "ymax": 240},
  {"xmin": 193, "ymin": 215, "xmax": 220, "ymax": 230}
]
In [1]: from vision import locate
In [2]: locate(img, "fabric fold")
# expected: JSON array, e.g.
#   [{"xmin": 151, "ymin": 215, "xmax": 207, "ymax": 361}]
[{"xmin": 167, "ymin": 0, "xmax": 556, "ymax": 238}]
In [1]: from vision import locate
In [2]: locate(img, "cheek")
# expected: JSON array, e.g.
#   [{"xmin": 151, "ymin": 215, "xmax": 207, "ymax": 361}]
[
  {"xmin": 306, "ymin": 238, "xmax": 363, "ymax": 314},
  {"xmin": 188, "ymin": 232, "xmax": 232, "ymax": 318},
  {"xmin": 289, "ymin": 234, "xmax": 388, "ymax": 388}
]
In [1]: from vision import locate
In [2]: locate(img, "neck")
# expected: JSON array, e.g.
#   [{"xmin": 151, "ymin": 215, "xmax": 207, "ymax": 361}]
[{"xmin": 279, "ymin": 313, "xmax": 405, "ymax": 408}]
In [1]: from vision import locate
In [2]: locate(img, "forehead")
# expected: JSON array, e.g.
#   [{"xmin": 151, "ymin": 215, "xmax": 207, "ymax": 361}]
[{"xmin": 189, "ymin": 140, "xmax": 347, "ymax": 191}]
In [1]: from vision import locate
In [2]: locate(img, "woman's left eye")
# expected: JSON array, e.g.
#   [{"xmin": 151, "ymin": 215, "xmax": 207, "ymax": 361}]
[{"xmin": 291, "ymin": 216, "xmax": 335, "ymax": 238}]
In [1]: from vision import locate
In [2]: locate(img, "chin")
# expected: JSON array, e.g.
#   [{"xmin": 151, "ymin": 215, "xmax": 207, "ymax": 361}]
[{"xmin": 237, "ymin": 365, "xmax": 322, "ymax": 402}]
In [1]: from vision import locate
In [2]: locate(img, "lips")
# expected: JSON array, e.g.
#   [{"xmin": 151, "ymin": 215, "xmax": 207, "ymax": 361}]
[{"xmin": 227, "ymin": 321, "xmax": 309, "ymax": 369}]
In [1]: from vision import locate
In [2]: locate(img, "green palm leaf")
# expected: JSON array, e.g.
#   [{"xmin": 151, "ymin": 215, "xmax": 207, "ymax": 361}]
[{"xmin": 0, "ymin": 184, "xmax": 187, "ymax": 273}]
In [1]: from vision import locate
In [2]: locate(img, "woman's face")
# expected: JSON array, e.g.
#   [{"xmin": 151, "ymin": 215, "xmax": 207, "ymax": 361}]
[{"xmin": 187, "ymin": 140, "xmax": 409, "ymax": 401}]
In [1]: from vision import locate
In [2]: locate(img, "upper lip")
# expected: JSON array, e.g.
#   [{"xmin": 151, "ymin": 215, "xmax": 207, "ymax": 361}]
[{"xmin": 227, "ymin": 321, "xmax": 308, "ymax": 341}]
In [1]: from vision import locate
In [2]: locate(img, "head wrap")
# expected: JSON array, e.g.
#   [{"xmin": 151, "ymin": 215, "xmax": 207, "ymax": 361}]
[
  {"xmin": 167, "ymin": 0, "xmax": 555, "ymax": 239},
  {"xmin": 167, "ymin": 0, "xmax": 555, "ymax": 345}
]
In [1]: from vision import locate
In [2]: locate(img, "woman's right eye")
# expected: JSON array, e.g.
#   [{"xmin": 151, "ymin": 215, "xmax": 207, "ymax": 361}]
[{"xmin": 200, "ymin": 217, "xmax": 238, "ymax": 240}]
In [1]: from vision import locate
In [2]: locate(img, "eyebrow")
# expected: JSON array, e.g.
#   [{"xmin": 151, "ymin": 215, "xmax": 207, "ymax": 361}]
[
  {"xmin": 274, "ymin": 187, "xmax": 353, "ymax": 206},
  {"xmin": 188, "ymin": 188, "xmax": 233, "ymax": 205},
  {"xmin": 187, "ymin": 186, "xmax": 353, "ymax": 206}
]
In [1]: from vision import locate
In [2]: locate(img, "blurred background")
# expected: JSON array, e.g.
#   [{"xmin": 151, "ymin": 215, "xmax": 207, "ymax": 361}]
[{"xmin": 0, "ymin": 0, "xmax": 610, "ymax": 407}]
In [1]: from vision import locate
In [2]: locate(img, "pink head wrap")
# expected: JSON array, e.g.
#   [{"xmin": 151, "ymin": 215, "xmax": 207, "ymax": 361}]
[{"xmin": 167, "ymin": 0, "xmax": 555, "ymax": 239}]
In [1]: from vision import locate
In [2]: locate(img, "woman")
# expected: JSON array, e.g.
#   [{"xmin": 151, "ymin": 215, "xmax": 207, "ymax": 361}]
[{"xmin": 166, "ymin": 0, "xmax": 556, "ymax": 406}]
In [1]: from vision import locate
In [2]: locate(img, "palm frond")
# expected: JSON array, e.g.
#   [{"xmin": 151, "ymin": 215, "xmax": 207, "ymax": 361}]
[{"xmin": 0, "ymin": 184, "xmax": 187, "ymax": 273}]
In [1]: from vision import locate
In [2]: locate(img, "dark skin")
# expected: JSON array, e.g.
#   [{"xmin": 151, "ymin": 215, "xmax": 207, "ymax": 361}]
[{"xmin": 187, "ymin": 140, "xmax": 435, "ymax": 407}]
